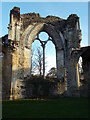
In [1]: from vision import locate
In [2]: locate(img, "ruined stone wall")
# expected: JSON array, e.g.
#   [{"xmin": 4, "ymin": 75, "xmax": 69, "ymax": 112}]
[
  {"xmin": 2, "ymin": 46, "xmax": 12, "ymax": 99},
  {"xmin": 2, "ymin": 7, "xmax": 83, "ymax": 99},
  {"xmin": 81, "ymin": 47, "xmax": 90, "ymax": 96}
]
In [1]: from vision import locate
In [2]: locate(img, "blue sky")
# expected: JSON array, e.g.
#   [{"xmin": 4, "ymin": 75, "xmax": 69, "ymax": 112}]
[
  {"xmin": 89, "ymin": 1, "xmax": 90, "ymax": 45},
  {"xmin": 0, "ymin": 2, "xmax": 88, "ymax": 73},
  {"xmin": 1, "ymin": 2, "xmax": 88, "ymax": 46}
]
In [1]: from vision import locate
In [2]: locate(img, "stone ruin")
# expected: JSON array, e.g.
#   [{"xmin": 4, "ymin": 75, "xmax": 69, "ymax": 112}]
[{"xmin": 0, "ymin": 7, "xmax": 90, "ymax": 100}]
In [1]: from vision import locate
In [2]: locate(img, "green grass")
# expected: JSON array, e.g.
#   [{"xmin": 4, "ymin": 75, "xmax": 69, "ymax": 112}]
[{"xmin": 2, "ymin": 98, "xmax": 88, "ymax": 118}]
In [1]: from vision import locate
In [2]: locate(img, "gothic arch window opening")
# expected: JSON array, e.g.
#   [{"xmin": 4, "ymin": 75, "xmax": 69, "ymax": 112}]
[{"xmin": 31, "ymin": 31, "xmax": 56, "ymax": 78}]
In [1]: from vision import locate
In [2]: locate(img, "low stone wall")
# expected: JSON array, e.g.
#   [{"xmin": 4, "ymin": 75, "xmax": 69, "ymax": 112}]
[{"xmin": 22, "ymin": 77, "xmax": 67, "ymax": 99}]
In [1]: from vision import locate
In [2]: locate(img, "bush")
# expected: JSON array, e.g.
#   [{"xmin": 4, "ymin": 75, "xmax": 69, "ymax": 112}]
[{"xmin": 25, "ymin": 77, "xmax": 57, "ymax": 99}]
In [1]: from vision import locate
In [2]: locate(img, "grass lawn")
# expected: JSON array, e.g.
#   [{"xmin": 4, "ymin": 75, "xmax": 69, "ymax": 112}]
[{"xmin": 2, "ymin": 98, "xmax": 88, "ymax": 119}]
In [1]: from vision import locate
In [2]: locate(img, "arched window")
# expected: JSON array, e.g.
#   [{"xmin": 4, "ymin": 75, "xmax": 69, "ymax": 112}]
[{"xmin": 31, "ymin": 31, "xmax": 56, "ymax": 78}]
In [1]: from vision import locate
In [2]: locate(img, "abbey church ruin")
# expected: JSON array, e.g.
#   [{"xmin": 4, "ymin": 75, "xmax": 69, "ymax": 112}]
[{"xmin": 0, "ymin": 7, "xmax": 90, "ymax": 100}]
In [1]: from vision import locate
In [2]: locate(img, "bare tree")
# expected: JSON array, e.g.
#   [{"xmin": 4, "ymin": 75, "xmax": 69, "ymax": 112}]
[
  {"xmin": 35, "ymin": 47, "xmax": 43, "ymax": 76},
  {"xmin": 31, "ymin": 47, "xmax": 43, "ymax": 76}
]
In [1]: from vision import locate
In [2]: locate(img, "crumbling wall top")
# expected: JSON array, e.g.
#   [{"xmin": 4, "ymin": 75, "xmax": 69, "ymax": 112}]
[
  {"xmin": 67, "ymin": 14, "xmax": 79, "ymax": 28},
  {"xmin": 20, "ymin": 12, "xmax": 64, "ymax": 29},
  {"xmin": 9, "ymin": 7, "xmax": 80, "ymax": 32},
  {"xmin": 10, "ymin": 7, "xmax": 20, "ymax": 14},
  {"xmin": 10, "ymin": 7, "xmax": 20, "ymax": 22}
]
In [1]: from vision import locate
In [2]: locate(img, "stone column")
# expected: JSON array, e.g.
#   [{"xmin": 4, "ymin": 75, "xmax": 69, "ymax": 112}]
[
  {"xmin": 8, "ymin": 7, "xmax": 20, "ymax": 42},
  {"xmin": 23, "ymin": 47, "xmax": 31, "ymax": 79},
  {"xmin": 10, "ymin": 48, "xmax": 21, "ymax": 99},
  {"xmin": 10, "ymin": 45, "xmax": 25, "ymax": 100},
  {"xmin": 82, "ymin": 57, "xmax": 90, "ymax": 96},
  {"xmin": 2, "ymin": 48, "xmax": 12, "ymax": 100},
  {"xmin": 56, "ymin": 48, "xmax": 64, "ymax": 81},
  {"xmin": 82, "ymin": 57, "xmax": 90, "ymax": 83},
  {"xmin": 42, "ymin": 44, "xmax": 45, "ymax": 79},
  {"xmin": 67, "ymin": 52, "xmax": 80, "ymax": 97}
]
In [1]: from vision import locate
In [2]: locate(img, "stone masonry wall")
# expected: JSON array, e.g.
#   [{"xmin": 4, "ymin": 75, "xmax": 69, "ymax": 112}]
[{"xmin": 2, "ymin": 7, "xmax": 83, "ymax": 99}]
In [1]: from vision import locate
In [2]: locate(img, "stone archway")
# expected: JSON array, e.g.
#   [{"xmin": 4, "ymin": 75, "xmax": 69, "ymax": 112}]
[
  {"xmin": 5, "ymin": 7, "xmax": 82, "ymax": 99},
  {"xmin": 21, "ymin": 23, "xmax": 64, "ymax": 80}
]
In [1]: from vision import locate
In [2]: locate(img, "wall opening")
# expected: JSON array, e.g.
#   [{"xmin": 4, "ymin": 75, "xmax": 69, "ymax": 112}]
[
  {"xmin": 31, "ymin": 31, "xmax": 56, "ymax": 78},
  {"xmin": 39, "ymin": 32, "xmax": 49, "ymax": 41},
  {"xmin": 78, "ymin": 56, "xmax": 84, "ymax": 84},
  {"xmin": 46, "ymin": 41, "xmax": 56, "ymax": 78},
  {"xmin": 31, "ymin": 40, "xmax": 42, "ymax": 76}
]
